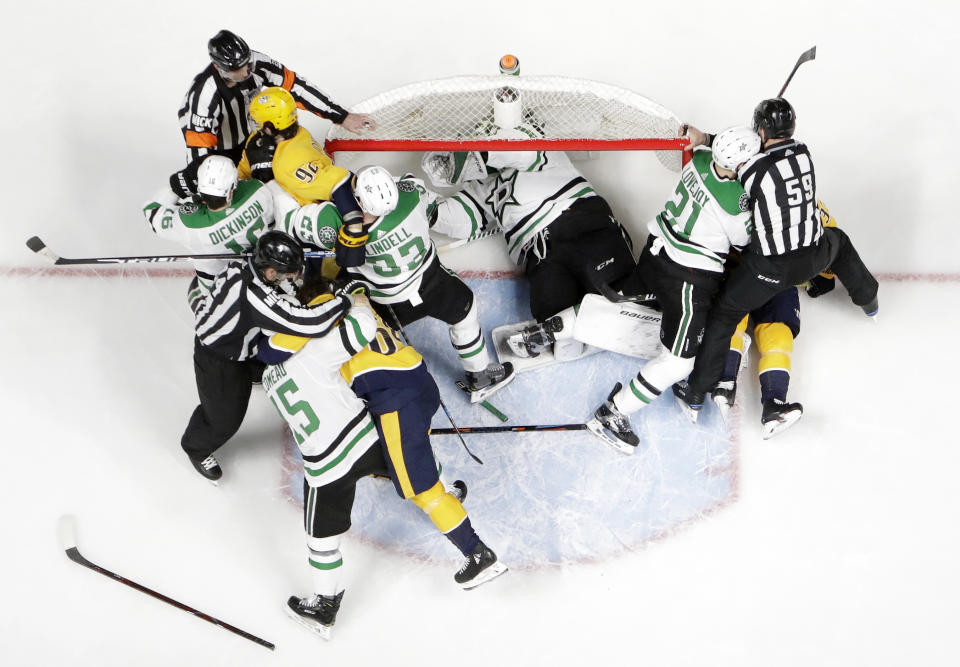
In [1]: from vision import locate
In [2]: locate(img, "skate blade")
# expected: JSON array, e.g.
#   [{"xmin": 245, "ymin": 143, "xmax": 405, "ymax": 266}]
[
  {"xmin": 459, "ymin": 562, "xmax": 508, "ymax": 590},
  {"xmin": 284, "ymin": 605, "xmax": 333, "ymax": 641},
  {"xmin": 762, "ymin": 409, "xmax": 803, "ymax": 440},
  {"xmin": 712, "ymin": 397, "xmax": 731, "ymax": 425},
  {"xmin": 467, "ymin": 370, "xmax": 517, "ymax": 404},
  {"xmin": 585, "ymin": 418, "xmax": 636, "ymax": 455},
  {"xmin": 674, "ymin": 396, "xmax": 701, "ymax": 424}
]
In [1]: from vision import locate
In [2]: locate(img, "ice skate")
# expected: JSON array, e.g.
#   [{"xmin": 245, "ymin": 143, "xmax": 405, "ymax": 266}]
[
  {"xmin": 188, "ymin": 453, "xmax": 222, "ymax": 483},
  {"xmin": 673, "ymin": 381, "xmax": 704, "ymax": 423},
  {"xmin": 861, "ymin": 296, "xmax": 879, "ymax": 321},
  {"xmin": 285, "ymin": 591, "xmax": 344, "ymax": 641},
  {"xmin": 449, "ymin": 479, "xmax": 468, "ymax": 502},
  {"xmin": 586, "ymin": 382, "xmax": 640, "ymax": 454},
  {"xmin": 761, "ymin": 399, "xmax": 803, "ymax": 439},
  {"xmin": 712, "ymin": 380, "xmax": 737, "ymax": 424},
  {"xmin": 454, "ymin": 542, "xmax": 507, "ymax": 590},
  {"xmin": 505, "ymin": 316, "xmax": 563, "ymax": 359},
  {"xmin": 463, "ymin": 362, "xmax": 516, "ymax": 404}
]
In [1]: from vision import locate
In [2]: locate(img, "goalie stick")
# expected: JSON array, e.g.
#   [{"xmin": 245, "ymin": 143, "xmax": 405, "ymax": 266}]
[
  {"xmin": 57, "ymin": 515, "xmax": 275, "ymax": 651},
  {"xmin": 430, "ymin": 423, "xmax": 588, "ymax": 435},
  {"xmin": 435, "ymin": 228, "xmax": 500, "ymax": 253},
  {"xmin": 26, "ymin": 236, "xmax": 333, "ymax": 266},
  {"xmin": 777, "ymin": 46, "xmax": 817, "ymax": 97}
]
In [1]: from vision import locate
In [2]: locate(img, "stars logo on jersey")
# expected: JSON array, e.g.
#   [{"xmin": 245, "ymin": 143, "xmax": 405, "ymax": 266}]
[
  {"xmin": 738, "ymin": 192, "xmax": 750, "ymax": 212},
  {"xmin": 485, "ymin": 170, "xmax": 521, "ymax": 219},
  {"xmin": 318, "ymin": 225, "xmax": 337, "ymax": 248},
  {"xmin": 179, "ymin": 201, "xmax": 199, "ymax": 215}
]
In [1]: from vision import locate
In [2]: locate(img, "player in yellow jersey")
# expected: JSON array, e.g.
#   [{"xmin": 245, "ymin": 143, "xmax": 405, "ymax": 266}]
[{"xmin": 239, "ymin": 87, "xmax": 369, "ymax": 268}]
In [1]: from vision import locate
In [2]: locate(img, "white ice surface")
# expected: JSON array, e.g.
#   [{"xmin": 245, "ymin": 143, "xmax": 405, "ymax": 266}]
[{"xmin": 3, "ymin": 1, "xmax": 959, "ymax": 664}]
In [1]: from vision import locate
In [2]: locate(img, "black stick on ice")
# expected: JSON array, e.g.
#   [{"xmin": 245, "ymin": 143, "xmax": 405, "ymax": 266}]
[
  {"xmin": 777, "ymin": 46, "xmax": 817, "ymax": 97},
  {"xmin": 26, "ymin": 236, "xmax": 332, "ymax": 266},
  {"xmin": 57, "ymin": 515, "xmax": 275, "ymax": 651},
  {"xmin": 430, "ymin": 423, "xmax": 588, "ymax": 435}
]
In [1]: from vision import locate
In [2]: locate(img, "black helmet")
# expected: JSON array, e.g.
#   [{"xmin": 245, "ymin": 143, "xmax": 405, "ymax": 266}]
[
  {"xmin": 752, "ymin": 98, "xmax": 796, "ymax": 139},
  {"xmin": 253, "ymin": 231, "xmax": 304, "ymax": 283},
  {"xmin": 208, "ymin": 30, "xmax": 250, "ymax": 70}
]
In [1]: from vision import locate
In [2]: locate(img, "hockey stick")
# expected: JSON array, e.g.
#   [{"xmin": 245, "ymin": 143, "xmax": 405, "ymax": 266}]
[
  {"xmin": 26, "ymin": 236, "xmax": 333, "ymax": 266},
  {"xmin": 383, "ymin": 304, "xmax": 484, "ymax": 465},
  {"xmin": 430, "ymin": 423, "xmax": 588, "ymax": 435},
  {"xmin": 435, "ymin": 228, "xmax": 500, "ymax": 253},
  {"xmin": 777, "ymin": 46, "xmax": 817, "ymax": 97},
  {"xmin": 597, "ymin": 281, "xmax": 658, "ymax": 305},
  {"xmin": 57, "ymin": 515, "xmax": 274, "ymax": 651}
]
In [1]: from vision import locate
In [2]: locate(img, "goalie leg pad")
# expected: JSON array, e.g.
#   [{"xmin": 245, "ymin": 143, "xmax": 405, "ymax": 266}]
[{"xmin": 572, "ymin": 293, "xmax": 662, "ymax": 359}]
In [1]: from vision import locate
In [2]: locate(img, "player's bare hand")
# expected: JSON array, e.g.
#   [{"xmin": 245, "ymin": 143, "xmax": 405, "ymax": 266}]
[
  {"xmin": 342, "ymin": 113, "xmax": 376, "ymax": 134},
  {"xmin": 679, "ymin": 123, "xmax": 707, "ymax": 151}
]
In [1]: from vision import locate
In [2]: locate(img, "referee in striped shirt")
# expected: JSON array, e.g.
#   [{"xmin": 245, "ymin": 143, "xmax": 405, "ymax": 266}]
[
  {"xmin": 674, "ymin": 98, "xmax": 879, "ymax": 415},
  {"xmin": 171, "ymin": 30, "xmax": 374, "ymax": 198},
  {"xmin": 182, "ymin": 230, "xmax": 362, "ymax": 482}
]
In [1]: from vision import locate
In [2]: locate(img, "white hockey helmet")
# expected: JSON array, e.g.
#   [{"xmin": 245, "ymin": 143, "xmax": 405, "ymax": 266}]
[
  {"xmin": 354, "ymin": 165, "xmax": 399, "ymax": 217},
  {"xmin": 711, "ymin": 126, "xmax": 761, "ymax": 172},
  {"xmin": 493, "ymin": 85, "xmax": 522, "ymax": 129},
  {"xmin": 196, "ymin": 155, "xmax": 238, "ymax": 200}
]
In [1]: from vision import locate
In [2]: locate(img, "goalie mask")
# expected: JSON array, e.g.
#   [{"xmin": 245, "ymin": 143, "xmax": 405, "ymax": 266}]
[
  {"xmin": 711, "ymin": 126, "xmax": 761, "ymax": 172},
  {"xmin": 196, "ymin": 155, "xmax": 238, "ymax": 202},
  {"xmin": 354, "ymin": 166, "xmax": 398, "ymax": 217},
  {"xmin": 493, "ymin": 86, "xmax": 522, "ymax": 129}
]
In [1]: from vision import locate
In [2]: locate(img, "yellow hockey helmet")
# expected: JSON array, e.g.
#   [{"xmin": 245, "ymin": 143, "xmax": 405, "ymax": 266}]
[{"xmin": 249, "ymin": 87, "xmax": 298, "ymax": 131}]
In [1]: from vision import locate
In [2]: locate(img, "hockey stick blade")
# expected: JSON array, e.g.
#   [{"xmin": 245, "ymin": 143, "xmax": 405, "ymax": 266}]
[
  {"xmin": 777, "ymin": 46, "xmax": 817, "ymax": 97},
  {"xmin": 57, "ymin": 515, "xmax": 275, "ymax": 651},
  {"xmin": 455, "ymin": 381, "xmax": 509, "ymax": 422},
  {"xmin": 26, "ymin": 236, "xmax": 63, "ymax": 263},
  {"xmin": 598, "ymin": 281, "xmax": 658, "ymax": 305}
]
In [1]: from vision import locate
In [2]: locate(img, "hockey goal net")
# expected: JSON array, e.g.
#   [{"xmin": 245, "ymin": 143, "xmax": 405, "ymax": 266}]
[{"xmin": 325, "ymin": 60, "xmax": 688, "ymax": 173}]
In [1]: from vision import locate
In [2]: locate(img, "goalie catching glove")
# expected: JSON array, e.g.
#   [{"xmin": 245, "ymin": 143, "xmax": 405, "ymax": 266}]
[{"xmin": 421, "ymin": 151, "xmax": 488, "ymax": 188}]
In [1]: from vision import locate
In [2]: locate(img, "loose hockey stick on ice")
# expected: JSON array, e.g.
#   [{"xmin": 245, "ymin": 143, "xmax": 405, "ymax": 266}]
[
  {"xmin": 57, "ymin": 515, "xmax": 275, "ymax": 651},
  {"xmin": 777, "ymin": 46, "xmax": 817, "ymax": 97},
  {"xmin": 26, "ymin": 236, "xmax": 332, "ymax": 265},
  {"xmin": 454, "ymin": 380, "xmax": 509, "ymax": 422},
  {"xmin": 430, "ymin": 423, "xmax": 588, "ymax": 435}
]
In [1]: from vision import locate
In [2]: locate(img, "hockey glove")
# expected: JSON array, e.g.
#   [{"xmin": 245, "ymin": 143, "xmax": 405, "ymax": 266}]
[
  {"xmin": 331, "ymin": 277, "xmax": 370, "ymax": 298},
  {"xmin": 334, "ymin": 224, "xmax": 369, "ymax": 268},
  {"xmin": 806, "ymin": 274, "xmax": 836, "ymax": 298},
  {"xmin": 246, "ymin": 131, "xmax": 277, "ymax": 183}
]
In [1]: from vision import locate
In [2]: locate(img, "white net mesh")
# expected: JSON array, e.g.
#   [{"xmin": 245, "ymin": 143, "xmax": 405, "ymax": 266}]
[{"xmin": 326, "ymin": 75, "xmax": 684, "ymax": 172}]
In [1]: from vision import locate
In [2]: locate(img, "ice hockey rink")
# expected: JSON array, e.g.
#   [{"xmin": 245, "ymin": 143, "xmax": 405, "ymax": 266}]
[{"xmin": 3, "ymin": 1, "xmax": 958, "ymax": 664}]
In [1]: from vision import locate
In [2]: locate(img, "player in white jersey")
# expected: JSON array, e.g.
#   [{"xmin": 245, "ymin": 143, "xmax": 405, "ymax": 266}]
[
  {"xmin": 425, "ymin": 85, "xmax": 636, "ymax": 361},
  {"xmin": 143, "ymin": 155, "xmax": 275, "ymax": 303},
  {"xmin": 587, "ymin": 127, "xmax": 760, "ymax": 452},
  {"xmin": 257, "ymin": 281, "xmax": 502, "ymax": 640},
  {"xmin": 272, "ymin": 166, "xmax": 515, "ymax": 403}
]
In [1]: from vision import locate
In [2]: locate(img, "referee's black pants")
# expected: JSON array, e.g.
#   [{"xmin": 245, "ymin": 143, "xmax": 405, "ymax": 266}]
[
  {"xmin": 687, "ymin": 227, "xmax": 878, "ymax": 395},
  {"xmin": 181, "ymin": 338, "xmax": 265, "ymax": 461}
]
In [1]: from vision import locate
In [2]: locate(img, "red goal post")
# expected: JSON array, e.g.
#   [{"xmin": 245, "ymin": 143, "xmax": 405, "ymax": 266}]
[{"xmin": 324, "ymin": 74, "xmax": 690, "ymax": 171}]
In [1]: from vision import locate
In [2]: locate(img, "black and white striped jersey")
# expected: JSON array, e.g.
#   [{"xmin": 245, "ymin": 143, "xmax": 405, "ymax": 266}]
[
  {"xmin": 177, "ymin": 50, "xmax": 350, "ymax": 164},
  {"xmin": 738, "ymin": 139, "xmax": 822, "ymax": 256},
  {"xmin": 192, "ymin": 260, "xmax": 350, "ymax": 361}
]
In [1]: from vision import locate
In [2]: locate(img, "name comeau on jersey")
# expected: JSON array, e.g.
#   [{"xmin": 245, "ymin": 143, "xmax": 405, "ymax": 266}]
[
  {"xmin": 262, "ymin": 362, "xmax": 288, "ymax": 393},
  {"xmin": 207, "ymin": 200, "xmax": 266, "ymax": 245}
]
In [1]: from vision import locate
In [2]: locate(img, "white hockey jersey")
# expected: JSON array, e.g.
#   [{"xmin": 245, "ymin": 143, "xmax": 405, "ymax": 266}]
[
  {"xmin": 647, "ymin": 148, "xmax": 753, "ymax": 272},
  {"xmin": 262, "ymin": 299, "xmax": 380, "ymax": 488},
  {"xmin": 277, "ymin": 176, "xmax": 441, "ymax": 304},
  {"xmin": 142, "ymin": 179, "xmax": 275, "ymax": 292},
  {"xmin": 431, "ymin": 125, "xmax": 600, "ymax": 266}
]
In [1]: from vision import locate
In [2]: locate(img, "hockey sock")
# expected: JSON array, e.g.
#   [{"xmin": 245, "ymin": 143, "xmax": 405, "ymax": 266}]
[
  {"xmin": 411, "ymin": 481, "xmax": 480, "ymax": 556},
  {"xmin": 755, "ymin": 322, "xmax": 793, "ymax": 404},
  {"xmin": 307, "ymin": 534, "xmax": 345, "ymax": 597},
  {"xmin": 722, "ymin": 316, "xmax": 751, "ymax": 381},
  {"xmin": 449, "ymin": 299, "xmax": 490, "ymax": 372},
  {"xmin": 614, "ymin": 347, "xmax": 694, "ymax": 414}
]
